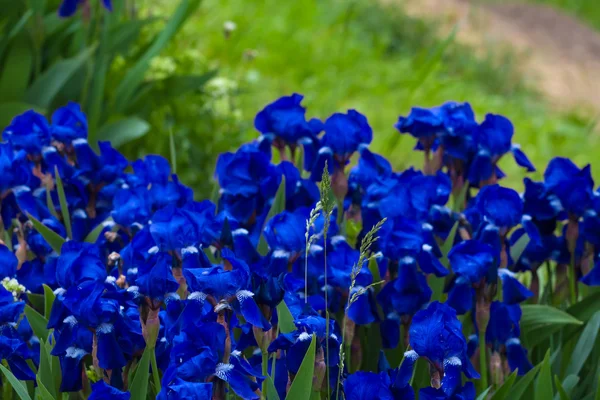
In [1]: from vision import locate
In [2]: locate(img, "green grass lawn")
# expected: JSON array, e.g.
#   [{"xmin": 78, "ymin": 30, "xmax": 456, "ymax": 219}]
[{"xmin": 142, "ymin": 0, "xmax": 600, "ymax": 188}]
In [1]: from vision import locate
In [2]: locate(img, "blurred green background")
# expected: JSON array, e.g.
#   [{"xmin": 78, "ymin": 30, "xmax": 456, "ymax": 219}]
[{"xmin": 2, "ymin": 0, "xmax": 599, "ymax": 194}]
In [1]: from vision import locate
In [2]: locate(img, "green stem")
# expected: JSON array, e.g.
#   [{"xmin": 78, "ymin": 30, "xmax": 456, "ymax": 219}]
[
  {"xmin": 324, "ymin": 231, "xmax": 330, "ymax": 398},
  {"xmin": 150, "ymin": 349, "xmax": 161, "ymax": 393},
  {"xmin": 479, "ymin": 328, "xmax": 488, "ymax": 392},
  {"xmin": 545, "ymin": 261, "xmax": 554, "ymax": 304},
  {"xmin": 568, "ymin": 251, "xmax": 577, "ymax": 305},
  {"xmin": 261, "ymin": 350, "xmax": 268, "ymax": 399}
]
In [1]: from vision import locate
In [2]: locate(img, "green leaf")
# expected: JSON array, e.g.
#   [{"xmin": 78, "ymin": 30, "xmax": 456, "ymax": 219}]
[
  {"xmin": 554, "ymin": 375, "xmax": 579, "ymax": 400},
  {"xmin": 130, "ymin": 346, "xmax": 152, "ymax": 400},
  {"xmin": 368, "ymin": 257, "xmax": 382, "ymax": 294},
  {"xmin": 0, "ymin": 10, "xmax": 33, "ymax": 61},
  {"xmin": 37, "ymin": 339, "xmax": 56, "ymax": 398},
  {"xmin": 0, "ymin": 102, "xmax": 43, "ymax": 131},
  {"xmin": 534, "ymin": 351, "xmax": 553, "ymax": 400},
  {"xmin": 106, "ymin": 19, "xmax": 157, "ymax": 55},
  {"xmin": 158, "ymin": 71, "xmax": 218, "ymax": 98},
  {"xmin": 276, "ymin": 300, "xmax": 296, "ymax": 334},
  {"xmin": 35, "ymin": 377, "xmax": 54, "ymax": 400},
  {"xmin": 25, "ymin": 45, "xmax": 96, "ymax": 109},
  {"xmin": 43, "ymin": 284, "xmax": 55, "ymax": 320},
  {"xmin": 476, "ymin": 387, "xmax": 492, "ymax": 400},
  {"xmin": 97, "ymin": 117, "xmax": 150, "ymax": 148},
  {"xmin": 266, "ymin": 376, "xmax": 281, "ymax": 400},
  {"xmin": 54, "ymin": 166, "xmax": 72, "ymax": 239},
  {"xmin": 258, "ymin": 175, "xmax": 286, "ymax": 256},
  {"xmin": 84, "ymin": 216, "xmax": 113, "ymax": 243},
  {"xmin": 24, "ymin": 305, "xmax": 49, "ymax": 342},
  {"xmin": 0, "ymin": 37, "xmax": 33, "ymax": 101},
  {"xmin": 27, "ymin": 293, "xmax": 44, "ymax": 312},
  {"xmin": 47, "ymin": 340, "xmax": 61, "ymax": 397},
  {"xmin": 26, "ymin": 213, "xmax": 65, "ymax": 254},
  {"xmin": 45, "ymin": 188, "xmax": 59, "ymax": 219},
  {"xmin": 295, "ymin": 143, "xmax": 305, "ymax": 172},
  {"xmin": 286, "ymin": 334, "xmax": 316, "ymax": 400},
  {"xmin": 490, "ymin": 369, "xmax": 518, "ymax": 400},
  {"xmin": 507, "ymin": 362, "xmax": 542, "ymax": 399},
  {"xmin": 112, "ymin": 0, "xmax": 202, "ymax": 110},
  {"xmin": 510, "ymin": 232, "xmax": 530, "ymax": 265},
  {"xmin": 0, "ymin": 364, "xmax": 32, "ymax": 400},
  {"xmin": 169, "ymin": 129, "xmax": 177, "ymax": 174},
  {"xmin": 521, "ymin": 305, "xmax": 582, "ymax": 348},
  {"xmin": 566, "ymin": 310, "xmax": 600, "ymax": 377},
  {"xmin": 441, "ymin": 220, "xmax": 459, "ymax": 261}
]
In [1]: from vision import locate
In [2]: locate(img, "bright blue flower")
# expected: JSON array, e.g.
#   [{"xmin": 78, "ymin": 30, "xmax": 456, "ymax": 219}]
[
  {"xmin": 474, "ymin": 185, "xmax": 523, "ymax": 230},
  {"xmin": 448, "ymin": 240, "xmax": 496, "ymax": 284},
  {"xmin": 395, "ymin": 104, "xmax": 447, "ymax": 140},
  {"xmin": 112, "ymin": 187, "xmax": 151, "ymax": 228},
  {"xmin": 405, "ymin": 302, "xmax": 479, "ymax": 396},
  {"xmin": 419, "ymin": 382, "xmax": 476, "ymax": 400},
  {"xmin": 136, "ymin": 253, "xmax": 180, "ymax": 300},
  {"xmin": 0, "ymin": 286, "xmax": 25, "ymax": 325},
  {"xmin": 349, "ymin": 146, "xmax": 393, "ymax": 191},
  {"xmin": 347, "ymin": 287, "xmax": 378, "ymax": 325},
  {"xmin": 157, "ymin": 379, "xmax": 213, "ymax": 399},
  {"xmin": 55, "ymin": 242, "xmax": 107, "ymax": 289},
  {"xmin": 505, "ymin": 338, "xmax": 533, "ymax": 376},
  {"xmin": 498, "ymin": 269, "xmax": 533, "ymax": 304},
  {"xmin": 263, "ymin": 209, "xmax": 307, "ymax": 255},
  {"xmin": 0, "ymin": 334, "xmax": 35, "ymax": 381},
  {"xmin": 377, "ymin": 258, "xmax": 431, "ymax": 318},
  {"xmin": 344, "ymin": 371, "xmax": 394, "ymax": 400},
  {"xmin": 254, "ymin": 94, "xmax": 316, "ymax": 143},
  {"xmin": 0, "ymin": 142, "xmax": 30, "ymax": 192},
  {"xmin": 150, "ymin": 205, "xmax": 200, "ymax": 251},
  {"xmin": 74, "ymin": 140, "xmax": 128, "ymax": 184},
  {"xmin": 321, "ymin": 110, "xmax": 372, "ymax": 159},
  {"xmin": 278, "ymin": 161, "xmax": 320, "ymax": 210},
  {"xmin": 89, "ymin": 381, "xmax": 130, "ymax": 400},
  {"xmin": 0, "ymin": 243, "xmax": 17, "ymax": 278},
  {"xmin": 2, "ymin": 110, "xmax": 51, "ymax": 154},
  {"xmin": 544, "ymin": 157, "xmax": 594, "ymax": 216},
  {"xmin": 485, "ymin": 301, "xmax": 521, "ymax": 348},
  {"xmin": 59, "ymin": 347, "xmax": 88, "ymax": 391},
  {"xmin": 51, "ymin": 102, "xmax": 88, "ymax": 143}
]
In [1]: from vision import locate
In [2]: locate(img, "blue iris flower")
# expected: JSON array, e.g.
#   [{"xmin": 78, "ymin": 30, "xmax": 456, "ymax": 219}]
[
  {"xmin": 59, "ymin": 0, "xmax": 112, "ymax": 17},
  {"xmin": 419, "ymin": 382, "xmax": 476, "ymax": 400},
  {"xmin": 2, "ymin": 110, "xmax": 51, "ymax": 154},
  {"xmin": 401, "ymin": 302, "xmax": 479, "ymax": 396},
  {"xmin": 135, "ymin": 252, "xmax": 180, "ymax": 301},
  {"xmin": 263, "ymin": 209, "xmax": 307, "ymax": 256},
  {"xmin": 51, "ymin": 102, "xmax": 88, "ymax": 143},
  {"xmin": 321, "ymin": 110, "xmax": 372, "ymax": 159},
  {"xmin": 544, "ymin": 157, "xmax": 594, "ymax": 217},
  {"xmin": 73, "ymin": 140, "xmax": 128, "ymax": 184},
  {"xmin": 0, "ymin": 243, "xmax": 17, "ymax": 278},
  {"xmin": 581, "ymin": 258, "xmax": 600, "ymax": 286},
  {"xmin": 498, "ymin": 269, "xmax": 533, "ymax": 304},
  {"xmin": 485, "ymin": 302, "xmax": 532, "ymax": 375},
  {"xmin": 0, "ymin": 334, "xmax": 35, "ymax": 381},
  {"xmin": 55, "ymin": 242, "xmax": 108, "ymax": 289},
  {"xmin": 254, "ymin": 93, "xmax": 317, "ymax": 143},
  {"xmin": 467, "ymin": 114, "xmax": 534, "ymax": 184},
  {"xmin": 278, "ymin": 161, "xmax": 320, "ymax": 210},
  {"xmin": 89, "ymin": 381, "xmax": 130, "ymax": 400},
  {"xmin": 343, "ymin": 371, "xmax": 395, "ymax": 400},
  {"xmin": 0, "ymin": 142, "xmax": 30, "ymax": 193}
]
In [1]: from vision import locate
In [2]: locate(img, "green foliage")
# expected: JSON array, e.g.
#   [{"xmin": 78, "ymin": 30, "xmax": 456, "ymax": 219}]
[
  {"xmin": 286, "ymin": 334, "xmax": 316, "ymax": 400},
  {"xmin": 276, "ymin": 300, "xmax": 296, "ymax": 334},
  {"xmin": 130, "ymin": 346, "xmax": 152, "ymax": 400}
]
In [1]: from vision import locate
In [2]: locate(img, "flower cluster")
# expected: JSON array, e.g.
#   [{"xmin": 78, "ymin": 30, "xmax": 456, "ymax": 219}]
[{"xmin": 0, "ymin": 94, "xmax": 598, "ymax": 399}]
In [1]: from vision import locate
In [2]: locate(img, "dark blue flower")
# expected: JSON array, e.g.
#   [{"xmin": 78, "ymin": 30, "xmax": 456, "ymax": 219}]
[
  {"xmin": 0, "ymin": 142, "xmax": 30, "ymax": 192},
  {"xmin": 51, "ymin": 102, "xmax": 88, "ymax": 143},
  {"xmin": 89, "ymin": 381, "xmax": 130, "ymax": 400},
  {"xmin": 321, "ymin": 110, "xmax": 372, "ymax": 158},
  {"xmin": 74, "ymin": 140, "xmax": 128, "ymax": 184},
  {"xmin": 498, "ymin": 269, "xmax": 533, "ymax": 304},
  {"xmin": 474, "ymin": 185, "xmax": 531, "ymax": 234},
  {"xmin": 2, "ymin": 110, "xmax": 51, "ymax": 154},
  {"xmin": 59, "ymin": 0, "xmax": 112, "ymax": 17},
  {"xmin": 344, "ymin": 371, "xmax": 394, "ymax": 400},
  {"xmin": 395, "ymin": 104, "xmax": 447, "ymax": 140},
  {"xmin": 419, "ymin": 382, "xmax": 476, "ymax": 400},
  {"xmin": 0, "ymin": 334, "xmax": 35, "ymax": 381},
  {"xmin": 404, "ymin": 302, "xmax": 478, "ymax": 396},
  {"xmin": 254, "ymin": 94, "xmax": 316, "ymax": 143},
  {"xmin": 448, "ymin": 240, "xmax": 496, "ymax": 284},
  {"xmin": 263, "ymin": 209, "xmax": 307, "ymax": 255},
  {"xmin": 157, "ymin": 379, "xmax": 213, "ymax": 399},
  {"xmin": 136, "ymin": 253, "xmax": 180, "ymax": 300},
  {"xmin": 56, "ymin": 242, "xmax": 107, "ymax": 289},
  {"xmin": 150, "ymin": 205, "xmax": 200, "ymax": 251},
  {"xmin": 377, "ymin": 258, "xmax": 431, "ymax": 317},
  {"xmin": 544, "ymin": 157, "xmax": 594, "ymax": 216},
  {"xmin": 0, "ymin": 243, "xmax": 17, "ymax": 278}
]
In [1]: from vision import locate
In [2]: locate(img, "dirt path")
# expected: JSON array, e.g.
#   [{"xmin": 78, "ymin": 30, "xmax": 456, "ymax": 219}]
[{"xmin": 392, "ymin": 0, "xmax": 600, "ymax": 114}]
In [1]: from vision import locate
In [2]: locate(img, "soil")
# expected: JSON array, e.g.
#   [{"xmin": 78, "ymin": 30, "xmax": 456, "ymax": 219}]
[{"xmin": 391, "ymin": 0, "xmax": 600, "ymax": 114}]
